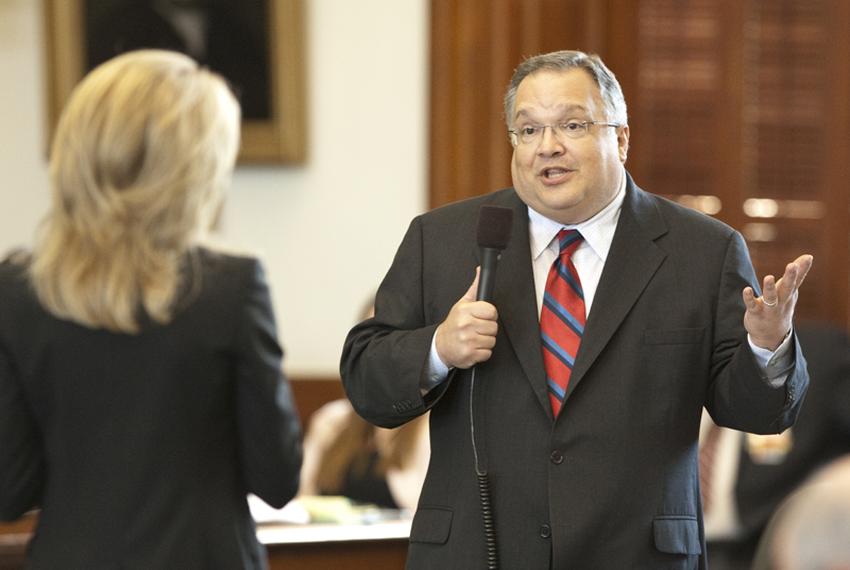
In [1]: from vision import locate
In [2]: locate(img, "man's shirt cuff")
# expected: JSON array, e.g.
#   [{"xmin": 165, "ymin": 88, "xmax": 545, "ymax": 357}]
[
  {"xmin": 421, "ymin": 332, "xmax": 451, "ymax": 393},
  {"xmin": 748, "ymin": 328, "xmax": 795, "ymax": 388}
]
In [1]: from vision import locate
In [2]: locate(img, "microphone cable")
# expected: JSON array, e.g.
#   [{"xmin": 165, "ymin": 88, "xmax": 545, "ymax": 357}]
[
  {"xmin": 469, "ymin": 366, "xmax": 498, "ymax": 569},
  {"xmin": 468, "ymin": 203, "xmax": 512, "ymax": 569}
]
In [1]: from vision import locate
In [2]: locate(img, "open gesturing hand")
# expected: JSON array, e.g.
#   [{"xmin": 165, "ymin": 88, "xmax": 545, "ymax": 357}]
[{"xmin": 743, "ymin": 254, "xmax": 813, "ymax": 350}]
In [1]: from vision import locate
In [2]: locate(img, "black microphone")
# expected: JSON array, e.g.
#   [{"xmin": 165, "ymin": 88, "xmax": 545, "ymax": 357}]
[
  {"xmin": 475, "ymin": 205, "xmax": 513, "ymax": 302},
  {"xmin": 472, "ymin": 205, "xmax": 513, "ymax": 570}
]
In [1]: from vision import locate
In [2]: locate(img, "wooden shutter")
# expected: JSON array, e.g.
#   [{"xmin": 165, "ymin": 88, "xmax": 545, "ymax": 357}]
[{"xmin": 430, "ymin": 0, "xmax": 850, "ymax": 328}]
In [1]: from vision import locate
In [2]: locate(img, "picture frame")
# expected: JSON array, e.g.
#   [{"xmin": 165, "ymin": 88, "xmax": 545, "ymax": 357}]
[{"xmin": 43, "ymin": 0, "xmax": 306, "ymax": 164}]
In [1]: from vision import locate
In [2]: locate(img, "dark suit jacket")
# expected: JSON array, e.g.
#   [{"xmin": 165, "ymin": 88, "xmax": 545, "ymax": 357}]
[
  {"xmin": 341, "ymin": 175, "xmax": 809, "ymax": 569},
  {"xmin": 729, "ymin": 324, "xmax": 850, "ymax": 552},
  {"xmin": 0, "ymin": 249, "xmax": 302, "ymax": 569}
]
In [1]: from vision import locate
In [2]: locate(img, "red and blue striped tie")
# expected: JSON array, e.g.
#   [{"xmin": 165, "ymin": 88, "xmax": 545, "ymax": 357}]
[{"xmin": 541, "ymin": 229, "xmax": 585, "ymax": 417}]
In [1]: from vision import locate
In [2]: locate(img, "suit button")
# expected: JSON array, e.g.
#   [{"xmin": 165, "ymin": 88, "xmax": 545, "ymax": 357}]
[
  {"xmin": 539, "ymin": 524, "xmax": 551, "ymax": 539},
  {"xmin": 550, "ymin": 450, "xmax": 564, "ymax": 464}
]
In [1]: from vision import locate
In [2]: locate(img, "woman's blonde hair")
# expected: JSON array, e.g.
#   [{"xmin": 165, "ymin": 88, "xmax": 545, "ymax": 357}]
[{"xmin": 30, "ymin": 49, "xmax": 240, "ymax": 333}]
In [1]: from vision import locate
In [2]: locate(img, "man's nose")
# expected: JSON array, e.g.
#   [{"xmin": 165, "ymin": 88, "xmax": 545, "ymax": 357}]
[{"xmin": 537, "ymin": 126, "xmax": 565, "ymax": 156}]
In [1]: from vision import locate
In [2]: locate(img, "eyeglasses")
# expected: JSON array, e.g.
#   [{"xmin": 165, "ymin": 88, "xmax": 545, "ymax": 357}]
[{"xmin": 508, "ymin": 120, "xmax": 621, "ymax": 146}]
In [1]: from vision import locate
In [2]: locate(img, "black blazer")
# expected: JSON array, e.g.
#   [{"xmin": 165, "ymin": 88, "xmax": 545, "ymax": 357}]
[
  {"xmin": 341, "ymin": 174, "xmax": 809, "ymax": 570},
  {"xmin": 0, "ymin": 249, "xmax": 302, "ymax": 569}
]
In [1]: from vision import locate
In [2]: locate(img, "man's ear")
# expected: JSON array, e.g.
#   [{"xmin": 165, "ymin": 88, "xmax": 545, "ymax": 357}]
[{"xmin": 617, "ymin": 125, "xmax": 630, "ymax": 163}]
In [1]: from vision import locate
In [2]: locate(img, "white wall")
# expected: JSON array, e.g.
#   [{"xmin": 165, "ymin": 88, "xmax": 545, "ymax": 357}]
[
  {"xmin": 0, "ymin": 0, "xmax": 429, "ymax": 376},
  {"xmin": 0, "ymin": 1, "xmax": 51, "ymax": 246}
]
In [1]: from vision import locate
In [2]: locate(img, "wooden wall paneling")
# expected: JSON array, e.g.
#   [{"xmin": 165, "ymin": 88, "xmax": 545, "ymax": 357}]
[
  {"xmin": 535, "ymin": 0, "xmax": 599, "ymax": 55},
  {"xmin": 289, "ymin": 376, "xmax": 345, "ymax": 426},
  {"xmin": 429, "ymin": 0, "xmax": 462, "ymax": 208},
  {"xmin": 823, "ymin": 0, "xmax": 850, "ymax": 330},
  {"xmin": 453, "ymin": 0, "xmax": 500, "ymax": 204},
  {"xmin": 430, "ymin": 0, "xmax": 849, "ymax": 330},
  {"xmin": 601, "ymin": 0, "xmax": 641, "ymax": 184},
  {"xmin": 430, "ymin": 0, "xmax": 511, "ymax": 208},
  {"xmin": 633, "ymin": 0, "xmax": 731, "ymax": 213},
  {"xmin": 740, "ymin": 0, "xmax": 832, "ymax": 324},
  {"xmin": 486, "ymin": 0, "xmax": 518, "ymax": 196},
  {"xmin": 619, "ymin": 1, "xmax": 647, "ymax": 190},
  {"xmin": 429, "ymin": 0, "xmax": 614, "ymax": 208},
  {"xmin": 717, "ymin": 0, "xmax": 747, "ymax": 231},
  {"xmin": 515, "ymin": 0, "xmax": 541, "ymax": 56}
]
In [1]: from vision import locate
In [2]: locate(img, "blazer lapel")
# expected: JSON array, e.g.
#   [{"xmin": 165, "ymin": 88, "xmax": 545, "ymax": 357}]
[
  {"xmin": 482, "ymin": 192, "xmax": 552, "ymax": 419},
  {"xmin": 563, "ymin": 177, "xmax": 668, "ymax": 403}
]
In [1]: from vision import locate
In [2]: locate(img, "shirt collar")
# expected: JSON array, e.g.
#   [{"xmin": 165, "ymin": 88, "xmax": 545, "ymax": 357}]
[{"xmin": 528, "ymin": 169, "xmax": 627, "ymax": 261}]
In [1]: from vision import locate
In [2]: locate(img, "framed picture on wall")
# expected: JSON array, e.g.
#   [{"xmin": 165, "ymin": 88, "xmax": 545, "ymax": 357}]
[{"xmin": 44, "ymin": 0, "xmax": 306, "ymax": 164}]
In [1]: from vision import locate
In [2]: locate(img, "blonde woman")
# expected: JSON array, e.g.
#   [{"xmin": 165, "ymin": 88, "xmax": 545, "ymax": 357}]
[{"xmin": 0, "ymin": 50, "xmax": 302, "ymax": 569}]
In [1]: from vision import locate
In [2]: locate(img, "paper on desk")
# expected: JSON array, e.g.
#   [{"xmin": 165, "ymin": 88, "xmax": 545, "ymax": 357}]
[
  {"xmin": 248, "ymin": 495, "xmax": 311, "ymax": 524},
  {"xmin": 250, "ymin": 495, "xmax": 409, "ymax": 526}
]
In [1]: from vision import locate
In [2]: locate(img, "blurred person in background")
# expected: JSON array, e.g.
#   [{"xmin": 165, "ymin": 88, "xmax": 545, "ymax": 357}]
[
  {"xmin": 0, "ymin": 49, "xmax": 302, "ymax": 569},
  {"xmin": 299, "ymin": 402, "xmax": 429, "ymax": 512},
  {"xmin": 702, "ymin": 322, "xmax": 850, "ymax": 569},
  {"xmin": 300, "ymin": 302, "xmax": 429, "ymax": 512},
  {"xmin": 751, "ymin": 455, "xmax": 850, "ymax": 570}
]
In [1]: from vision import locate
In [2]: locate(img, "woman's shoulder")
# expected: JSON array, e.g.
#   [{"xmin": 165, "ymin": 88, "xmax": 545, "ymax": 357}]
[
  {"xmin": 195, "ymin": 246, "xmax": 262, "ymax": 273},
  {"xmin": 0, "ymin": 251, "xmax": 43, "ymax": 330},
  {"xmin": 168, "ymin": 247, "xmax": 265, "ymax": 315},
  {"xmin": 0, "ymin": 250, "xmax": 33, "ymax": 295},
  {"xmin": 0, "ymin": 248, "xmax": 29, "ymax": 271},
  {"xmin": 190, "ymin": 246, "xmax": 269, "ymax": 294}
]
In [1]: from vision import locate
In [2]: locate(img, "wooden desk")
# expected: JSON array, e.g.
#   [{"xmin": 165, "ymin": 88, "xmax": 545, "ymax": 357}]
[
  {"xmin": 0, "ymin": 516, "xmax": 409, "ymax": 569},
  {"xmin": 262, "ymin": 520, "xmax": 410, "ymax": 570},
  {"xmin": 0, "ymin": 515, "xmax": 34, "ymax": 570}
]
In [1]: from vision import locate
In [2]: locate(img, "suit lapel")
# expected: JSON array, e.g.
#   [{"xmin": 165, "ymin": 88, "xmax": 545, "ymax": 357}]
[
  {"xmin": 473, "ymin": 180, "xmax": 669, "ymax": 417},
  {"xmin": 563, "ymin": 177, "xmax": 668, "ymax": 403},
  {"xmin": 479, "ymin": 192, "xmax": 553, "ymax": 419}
]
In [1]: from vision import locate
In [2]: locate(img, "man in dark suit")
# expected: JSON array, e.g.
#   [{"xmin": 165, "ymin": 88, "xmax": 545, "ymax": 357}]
[
  {"xmin": 341, "ymin": 50, "xmax": 812, "ymax": 569},
  {"xmin": 704, "ymin": 323, "xmax": 850, "ymax": 569}
]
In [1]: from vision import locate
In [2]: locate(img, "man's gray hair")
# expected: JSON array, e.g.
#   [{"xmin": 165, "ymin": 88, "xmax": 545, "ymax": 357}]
[{"xmin": 503, "ymin": 50, "xmax": 628, "ymax": 128}]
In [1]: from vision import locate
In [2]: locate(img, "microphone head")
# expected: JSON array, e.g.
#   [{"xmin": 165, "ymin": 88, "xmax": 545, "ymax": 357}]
[{"xmin": 477, "ymin": 205, "xmax": 513, "ymax": 250}]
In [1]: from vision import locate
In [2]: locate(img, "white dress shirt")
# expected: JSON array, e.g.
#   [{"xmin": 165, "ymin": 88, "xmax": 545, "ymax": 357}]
[{"xmin": 526, "ymin": 171, "xmax": 626, "ymax": 318}]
